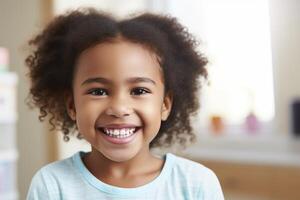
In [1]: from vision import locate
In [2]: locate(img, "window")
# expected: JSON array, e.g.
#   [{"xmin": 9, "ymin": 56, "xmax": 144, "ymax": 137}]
[{"xmin": 166, "ymin": 0, "xmax": 275, "ymax": 135}]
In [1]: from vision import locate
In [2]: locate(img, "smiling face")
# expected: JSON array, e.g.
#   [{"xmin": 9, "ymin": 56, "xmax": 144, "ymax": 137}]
[{"xmin": 66, "ymin": 40, "xmax": 172, "ymax": 162}]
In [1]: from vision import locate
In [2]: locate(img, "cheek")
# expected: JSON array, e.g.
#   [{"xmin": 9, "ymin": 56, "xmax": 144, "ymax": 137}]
[
  {"xmin": 140, "ymin": 98, "xmax": 164, "ymax": 125},
  {"xmin": 139, "ymin": 102, "xmax": 162, "ymax": 142},
  {"xmin": 75, "ymin": 98, "xmax": 101, "ymax": 131}
]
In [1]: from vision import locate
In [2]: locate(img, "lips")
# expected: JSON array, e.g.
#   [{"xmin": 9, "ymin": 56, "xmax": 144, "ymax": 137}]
[
  {"xmin": 96, "ymin": 124, "xmax": 141, "ymax": 144},
  {"xmin": 100, "ymin": 127, "xmax": 138, "ymax": 138}
]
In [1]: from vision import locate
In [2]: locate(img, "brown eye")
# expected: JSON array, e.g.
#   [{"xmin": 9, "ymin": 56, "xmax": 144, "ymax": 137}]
[
  {"xmin": 131, "ymin": 88, "xmax": 150, "ymax": 96},
  {"xmin": 88, "ymin": 88, "xmax": 108, "ymax": 96}
]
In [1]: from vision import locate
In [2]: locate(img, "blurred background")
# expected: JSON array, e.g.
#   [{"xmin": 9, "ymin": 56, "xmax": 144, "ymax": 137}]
[{"xmin": 0, "ymin": 0, "xmax": 300, "ymax": 199}]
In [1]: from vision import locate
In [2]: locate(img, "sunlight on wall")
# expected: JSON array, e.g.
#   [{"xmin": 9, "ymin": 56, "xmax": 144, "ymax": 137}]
[{"xmin": 199, "ymin": 0, "xmax": 275, "ymax": 125}]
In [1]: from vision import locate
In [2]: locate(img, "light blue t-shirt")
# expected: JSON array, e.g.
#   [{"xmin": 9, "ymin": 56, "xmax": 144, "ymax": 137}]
[{"xmin": 27, "ymin": 152, "xmax": 224, "ymax": 200}]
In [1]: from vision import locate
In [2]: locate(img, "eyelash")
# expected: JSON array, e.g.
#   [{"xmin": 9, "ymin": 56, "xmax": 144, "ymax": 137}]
[
  {"xmin": 131, "ymin": 88, "xmax": 150, "ymax": 95},
  {"xmin": 87, "ymin": 88, "xmax": 108, "ymax": 96},
  {"xmin": 87, "ymin": 88, "xmax": 151, "ymax": 96}
]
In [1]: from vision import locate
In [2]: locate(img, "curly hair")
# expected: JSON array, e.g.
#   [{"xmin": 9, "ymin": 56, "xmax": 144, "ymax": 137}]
[{"xmin": 25, "ymin": 8, "xmax": 208, "ymax": 148}]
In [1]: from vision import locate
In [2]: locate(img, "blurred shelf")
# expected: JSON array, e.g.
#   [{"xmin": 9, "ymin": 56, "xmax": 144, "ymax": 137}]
[
  {"xmin": 0, "ymin": 72, "xmax": 18, "ymax": 123},
  {"xmin": 0, "ymin": 191, "xmax": 18, "ymax": 200},
  {"xmin": 0, "ymin": 72, "xmax": 17, "ymax": 84},
  {"xmin": 0, "ymin": 64, "xmax": 18, "ymax": 200},
  {"xmin": 194, "ymin": 133, "xmax": 300, "ymax": 150},
  {"xmin": 0, "ymin": 149, "xmax": 18, "ymax": 161},
  {"xmin": 0, "ymin": 115, "xmax": 17, "ymax": 123},
  {"xmin": 181, "ymin": 134, "xmax": 300, "ymax": 167}
]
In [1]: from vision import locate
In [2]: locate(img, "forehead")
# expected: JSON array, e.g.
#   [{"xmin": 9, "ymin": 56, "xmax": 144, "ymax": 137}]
[{"xmin": 75, "ymin": 40, "xmax": 164, "ymax": 83}]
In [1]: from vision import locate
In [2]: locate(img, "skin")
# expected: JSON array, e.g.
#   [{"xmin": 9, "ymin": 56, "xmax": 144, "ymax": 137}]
[{"xmin": 66, "ymin": 39, "xmax": 173, "ymax": 187}]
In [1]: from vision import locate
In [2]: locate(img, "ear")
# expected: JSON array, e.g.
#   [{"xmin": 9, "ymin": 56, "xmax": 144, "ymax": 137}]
[
  {"xmin": 161, "ymin": 92, "xmax": 173, "ymax": 121},
  {"xmin": 64, "ymin": 92, "xmax": 76, "ymax": 121}
]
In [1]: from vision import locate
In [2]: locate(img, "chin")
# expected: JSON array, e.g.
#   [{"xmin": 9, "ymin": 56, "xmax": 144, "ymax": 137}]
[{"xmin": 101, "ymin": 149, "xmax": 140, "ymax": 163}]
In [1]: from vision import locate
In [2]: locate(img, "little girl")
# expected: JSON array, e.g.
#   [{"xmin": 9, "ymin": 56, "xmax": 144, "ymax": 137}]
[{"xmin": 26, "ymin": 8, "xmax": 224, "ymax": 200}]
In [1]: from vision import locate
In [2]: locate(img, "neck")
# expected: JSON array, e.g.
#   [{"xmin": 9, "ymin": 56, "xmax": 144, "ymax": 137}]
[{"xmin": 84, "ymin": 146, "xmax": 159, "ymax": 179}]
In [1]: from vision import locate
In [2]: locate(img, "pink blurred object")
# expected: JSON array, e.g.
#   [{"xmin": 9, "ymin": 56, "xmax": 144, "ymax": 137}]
[
  {"xmin": 0, "ymin": 47, "xmax": 9, "ymax": 71},
  {"xmin": 245, "ymin": 112, "xmax": 260, "ymax": 133}
]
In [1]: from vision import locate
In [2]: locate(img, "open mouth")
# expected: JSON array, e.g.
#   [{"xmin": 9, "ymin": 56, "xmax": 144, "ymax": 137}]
[{"xmin": 97, "ymin": 127, "xmax": 141, "ymax": 139}]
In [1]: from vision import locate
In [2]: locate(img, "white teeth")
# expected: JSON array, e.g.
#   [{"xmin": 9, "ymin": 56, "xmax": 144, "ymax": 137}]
[
  {"xmin": 102, "ymin": 128, "xmax": 136, "ymax": 138},
  {"xmin": 113, "ymin": 129, "xmax": 119, "ymax": 135},
  {"xmin": 121, "ymin": 129, "xmax": 125, "ymax": 135}
]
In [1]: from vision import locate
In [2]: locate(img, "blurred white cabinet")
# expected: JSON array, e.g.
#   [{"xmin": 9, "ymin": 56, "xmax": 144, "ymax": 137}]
[{"xmin": 0, "ymin": 72, "xmax": 18, "ymax": 200}]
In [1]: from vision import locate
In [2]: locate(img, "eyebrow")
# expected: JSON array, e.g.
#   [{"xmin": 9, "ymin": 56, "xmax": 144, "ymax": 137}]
[{"xmin": 81, "ymin": 77, "xmax": 156, "ymax": 86}]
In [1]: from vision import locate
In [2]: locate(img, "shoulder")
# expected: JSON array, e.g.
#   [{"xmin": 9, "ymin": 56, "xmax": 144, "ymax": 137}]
[
  {"xmin": 32, "ymin": 154, "xmax": 76, "ymax": 183},
  {"xmin": 169, "ymin": 153, "xmax": 215, "ymax": 178},
  {"xmin": 26, "ymin": 153, "xmax": 78, "ymax": 200},
  {"xmin": 39, "ymin": 154, "xmax": 75, "ymax": 175},
  {"xmin": 167, "ymin": 153, "xmax": 224, "ymax": 199}
]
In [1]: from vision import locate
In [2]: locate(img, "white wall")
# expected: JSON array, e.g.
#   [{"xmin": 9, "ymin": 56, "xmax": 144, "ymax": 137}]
[
  {"xmin": 269, "ymin": 0, "xmax": 300, "ymax": 133},
  {"xmin": 0, "ymin": 0, "xmax": 48, "ymax": 199},
  {"xmin": 164, "ymin": 0, "xmax": 300, "ymax": 134}
]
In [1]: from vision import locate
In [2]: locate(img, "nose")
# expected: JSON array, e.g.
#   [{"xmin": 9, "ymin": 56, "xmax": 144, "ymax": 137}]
[{"xmin": 105, "ymin": 94, "xmax": 133, "ymax": 118}]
